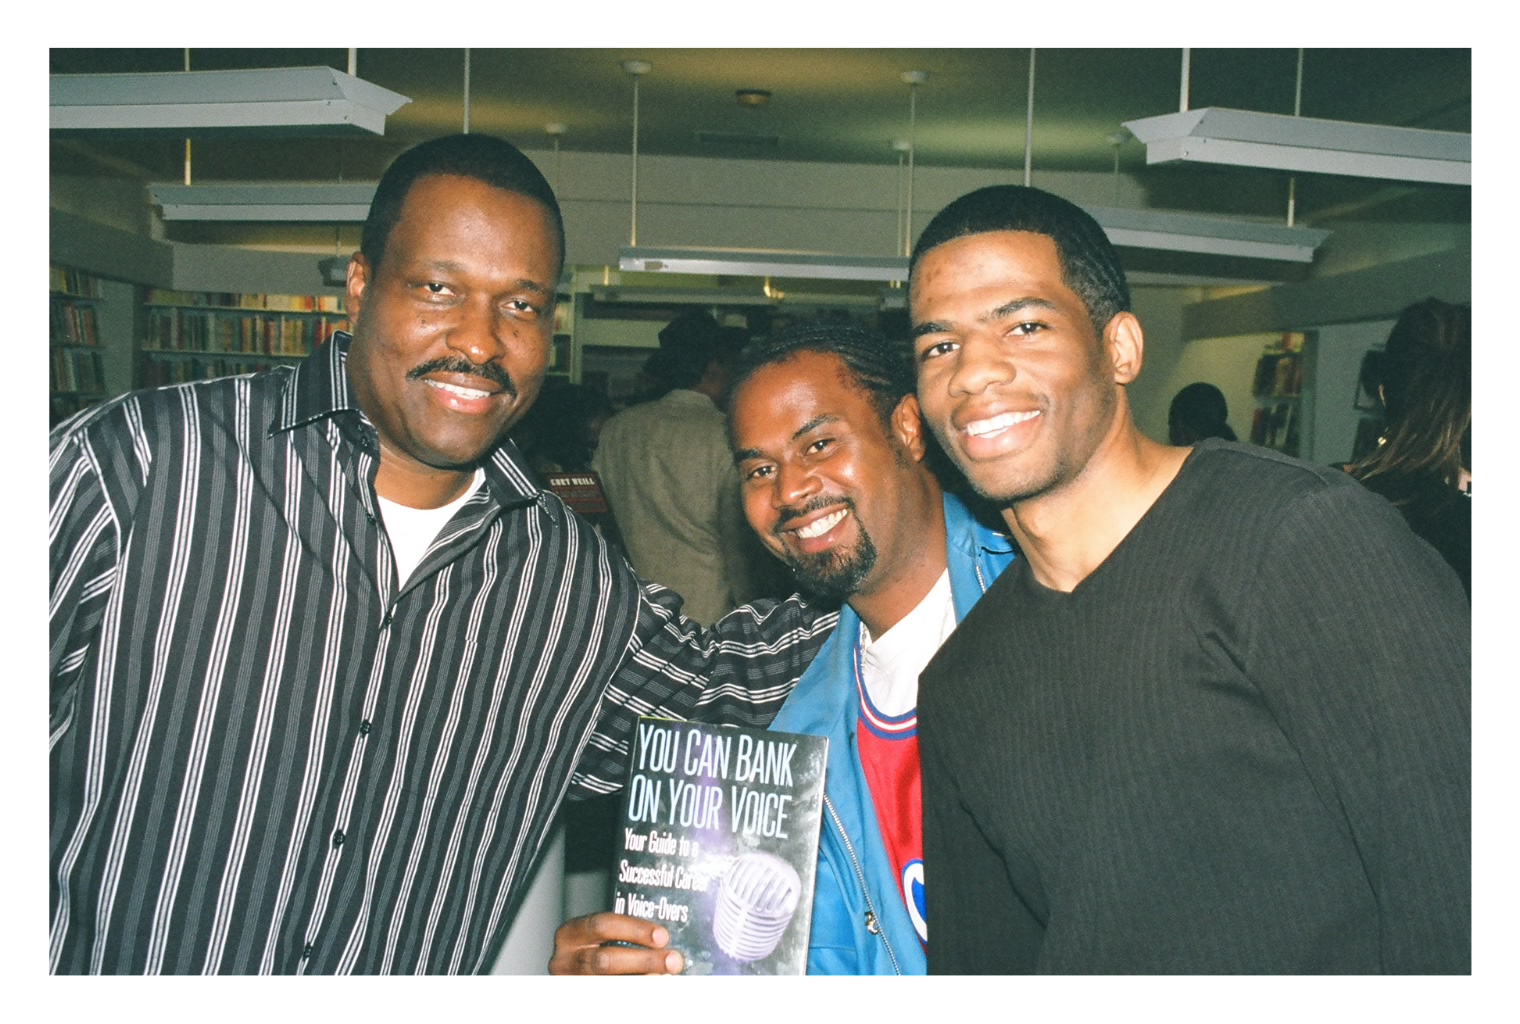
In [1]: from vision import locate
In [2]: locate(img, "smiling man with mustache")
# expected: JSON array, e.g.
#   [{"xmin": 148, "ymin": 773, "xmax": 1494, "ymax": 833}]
[{"xmin": 48, "ymin": 134, "xmax": 837, "ymax": 974}]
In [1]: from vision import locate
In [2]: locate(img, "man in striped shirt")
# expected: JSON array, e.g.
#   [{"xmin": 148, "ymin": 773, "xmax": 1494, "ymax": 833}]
[{"xmin": 48, "ymin": 133, "xmax": 834, "ymax": 974}]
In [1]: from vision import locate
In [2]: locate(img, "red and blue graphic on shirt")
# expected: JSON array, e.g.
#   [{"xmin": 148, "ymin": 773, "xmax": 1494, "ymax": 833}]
[{"xmin": 855, "ymin": 654, "xmax": 927, "ymax": 945}]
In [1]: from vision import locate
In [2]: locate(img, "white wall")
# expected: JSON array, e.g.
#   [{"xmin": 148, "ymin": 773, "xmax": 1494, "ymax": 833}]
[
  {"xmin": 521, "ymin": 148, "xmax": 1156, "ymax": 272},
  {"xmin": 1127, "ymin": 286, "xmax": 1204, "ymax": 442},
  {"xmin": 1309, "ymin": 319, "xmax": 1396, "ymax": 466},
  {"xmin": 489, "ymin": 827, "xmax": 565, "ymax": 975},
  {"xmin": 1152, "ymin": 333, "xmax": 1277, "ymax": 448}
]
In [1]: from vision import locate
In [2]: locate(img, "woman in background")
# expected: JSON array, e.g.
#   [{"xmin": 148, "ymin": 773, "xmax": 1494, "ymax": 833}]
[{"xmin": 1349, "ymin": 298, "xmax": 1471, "ymax": 597}]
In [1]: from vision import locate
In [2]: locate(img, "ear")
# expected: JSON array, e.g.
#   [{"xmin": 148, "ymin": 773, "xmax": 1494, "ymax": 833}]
[
  {"xmin": 345, "ymin": 252, "xmax": 371, "ymax": 325},
  {"xmin": 891, "ymin": 393, "xmax": 929, "ymax": 463},
  {"xmin": 1104, "ymin": 311, "xmax": 1144, "ymax": 385}
]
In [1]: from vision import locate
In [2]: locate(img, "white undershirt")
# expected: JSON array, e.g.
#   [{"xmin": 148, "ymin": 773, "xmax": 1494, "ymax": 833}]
[
  {"xmin": 376, "ymin": 470, "xmax": 486, "ymax": 585},
  {"xmin": 857, "ymin": 569, "xmax": 956, "ymax": 717}
]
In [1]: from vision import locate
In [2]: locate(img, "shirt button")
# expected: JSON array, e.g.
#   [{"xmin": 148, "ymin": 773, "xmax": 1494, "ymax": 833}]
[
  {"xmin": 332, "ymin": 829, "xmax": 346, "ymax": 848},
  {"xmin": 359, "ymin": 720, "xmax": 372, "ymax": 736}
]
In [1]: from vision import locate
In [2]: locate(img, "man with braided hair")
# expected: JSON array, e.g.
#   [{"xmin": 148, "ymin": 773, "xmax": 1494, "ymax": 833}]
[{"xmin": 551, "ymin": 319, "xmax": 1017, "ymax": 975}]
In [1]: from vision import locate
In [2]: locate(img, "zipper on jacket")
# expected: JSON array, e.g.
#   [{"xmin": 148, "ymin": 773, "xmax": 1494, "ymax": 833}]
[{"xmin": 823, "ymin": 794, "xmax": 902, "ymax": 975}]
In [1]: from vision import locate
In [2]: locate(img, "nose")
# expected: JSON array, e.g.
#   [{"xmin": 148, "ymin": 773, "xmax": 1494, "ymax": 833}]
[
  {"xmin": 948, "ymin": 332, "xmax": 1012, "ymax": 397},
  {"xmin": 772, "ymin": 459, "xmax": 820, "ymax": 512},
  {"xmin": 447, "ymin": 298, "xmax": 508, "ymax": 367}
]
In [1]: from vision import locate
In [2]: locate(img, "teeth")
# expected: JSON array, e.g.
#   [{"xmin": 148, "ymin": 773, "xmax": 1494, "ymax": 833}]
[
  {"xmin": 965, "ymin": 410, "xmax": 1038, "ymax": 437},
  {"xmin": 427, "ymin": 380, "xmax": 492, "ymax": 400},
  {"xmin": 793, "ymin": 508, "xmax": 847, "ymax": 539}
]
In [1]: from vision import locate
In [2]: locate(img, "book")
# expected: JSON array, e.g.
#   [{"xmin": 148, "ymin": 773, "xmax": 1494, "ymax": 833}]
[
  {"xmin": 542, "ymin": 470, "xmax": 626, "ymax": 555},
  {"xmin": 612, "ymin": 716, "xmax": 828, "ymax": 975}
]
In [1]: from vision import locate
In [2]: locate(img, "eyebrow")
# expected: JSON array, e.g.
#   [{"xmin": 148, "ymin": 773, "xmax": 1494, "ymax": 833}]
[
  {"xmin": 910, "ymin": 296, "xmax": 1059, "ymax": 340},
  {"xmin": 416, "ymin": 259, "xmax": 553, "ymax": 298},
  {"xmin": 732, "ymin": 413, "xmax": 842, "ymax": 465}
]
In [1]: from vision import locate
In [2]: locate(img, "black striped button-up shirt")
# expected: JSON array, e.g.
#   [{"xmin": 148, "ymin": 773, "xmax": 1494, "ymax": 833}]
[{"xmin": 49, "ymin": 333, "xmax": 835, "ymax": 974}]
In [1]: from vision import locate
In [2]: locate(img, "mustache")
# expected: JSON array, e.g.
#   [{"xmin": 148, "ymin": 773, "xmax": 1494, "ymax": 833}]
[
  {"xmin": 773, "ymin": 495, "xmax": 853, "ymax": 536},
  {"xmin": 406, "ymin": 357, "xmax": 517, "ymax": 399}
]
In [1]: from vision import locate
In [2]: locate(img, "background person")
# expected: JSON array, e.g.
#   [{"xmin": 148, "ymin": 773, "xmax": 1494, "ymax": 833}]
[
  {"xmin": 593, "ymin": 311, "xmax": 774, "ymax": 625},
  {"xmin": 1348, "ymin": 297, "xmax": 1471, "ymax": 597},
  {"xmin": 1167, "ymin": 381, "xmax": 1237, "ymax": 444}
]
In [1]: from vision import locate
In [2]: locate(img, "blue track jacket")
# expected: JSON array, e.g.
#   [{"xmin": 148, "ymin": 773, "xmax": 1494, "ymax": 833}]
[{"xmin": 769, "ymin": 493, "xmax": 1016, "ymax": 975}]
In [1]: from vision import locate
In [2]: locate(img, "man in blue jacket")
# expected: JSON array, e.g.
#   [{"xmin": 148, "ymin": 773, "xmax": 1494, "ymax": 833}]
[{"xmin": 550, "ymin": 320, "xmax": 1016, "ymax": 975}]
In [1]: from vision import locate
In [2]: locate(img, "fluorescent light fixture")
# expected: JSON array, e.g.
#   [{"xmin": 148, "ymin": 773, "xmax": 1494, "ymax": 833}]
[
  {"xmin": 1122, "ymin": 107, "xmax": 1470, "ymax": 186},
  {"xmin": 592, "ymin": 285, "xmax": 778, "ymax": 306},
  {"xmin": 621, "ymin": 206, "xmax": 1328, "ymax": 284},
  {"xmin": 1086, "ymin": 206, "xmax": 1329, "ymax": 263},
  {"xmin": 51, "ymin": 67, "xmax": 410, "ymax": 136},
  {"xmin": 619, "ymin": 247, "xmax": 910, "ymax": 283},
  {"xmin": 150, "ymin": 183, "xmax": 376, "ymax": 221}
]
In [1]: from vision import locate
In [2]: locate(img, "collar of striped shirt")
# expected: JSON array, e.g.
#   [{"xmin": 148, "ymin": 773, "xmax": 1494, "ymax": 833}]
[{"xmin": 276, "ymin": 330, "xmax": 546, "ymax": 514}]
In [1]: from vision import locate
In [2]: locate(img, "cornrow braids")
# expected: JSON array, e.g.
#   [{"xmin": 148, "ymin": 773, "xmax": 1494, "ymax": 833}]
[
  {"xmin": 910, "ymin": 185, "xmax": 1130, "ymax": 333},
  {"xmin": 726, "ymin": 318, "xmax": 914, "ymax": 433}
]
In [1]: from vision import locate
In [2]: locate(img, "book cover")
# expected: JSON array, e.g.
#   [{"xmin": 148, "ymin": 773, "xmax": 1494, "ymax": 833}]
[
  {"xmin": 542, "ymin": 470, "xmax": 627, "ymax": 555},
  {"xmin": 612, "ymin": 716, "xmax": 828, "ymax": 975}
]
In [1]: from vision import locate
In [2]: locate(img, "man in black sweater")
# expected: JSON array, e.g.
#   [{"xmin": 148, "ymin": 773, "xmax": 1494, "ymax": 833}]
[{"xmin": 907, "ymin": 186, "xmax": 1470, "ymax": 974}]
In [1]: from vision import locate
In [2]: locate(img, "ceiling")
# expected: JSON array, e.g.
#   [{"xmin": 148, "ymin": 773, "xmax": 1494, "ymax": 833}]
[{"xmin": 50, "ymin": 47, "xmax": 1471, "ymax": 255}]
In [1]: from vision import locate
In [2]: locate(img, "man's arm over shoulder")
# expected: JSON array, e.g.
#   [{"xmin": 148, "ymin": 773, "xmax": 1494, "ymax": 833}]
[
  {"xmin": 1245, "ymin": 478, "xmax": 1470, "ymax": 973},
  {"xmin": 570, "ymin": 581, "xmax": 838, "ymax": 795}
]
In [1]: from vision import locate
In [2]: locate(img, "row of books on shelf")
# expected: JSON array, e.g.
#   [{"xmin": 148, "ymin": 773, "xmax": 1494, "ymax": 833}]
[
  {"xmin": 1250, "ymin": 400, "xmax": 1301, "ymax": 456},
  {"xmin": 145, "ymin": 309, "xmax": 347, "ymax": 356},
  {"xmin": 52, "ymin": 301, "xmax": 101, "ymax": 346},
  {"xmin": 50, "ymin": 267, "xmax": 101, "ymax": 299},
  {"xmin": 140, "ymin": 355, "xmax": 300, "ymax": 387},
  {"xmin": 145, "ymin": 288, "xmax": 345, "ymax": 313},
  {"xmin": 51, "ymin": 347, "xmax": 105, "ymax": 396},
  {"xmin": 1250, "ymin": 332, "xmax": 1308, "ymax": 399},
  {"xmin": 1251, "ymin": 350, "xmax": 1304, "ymax": 398},
  {"xmin": 52, "ymin": 393, "xmax": 100, "ymax": 427}
]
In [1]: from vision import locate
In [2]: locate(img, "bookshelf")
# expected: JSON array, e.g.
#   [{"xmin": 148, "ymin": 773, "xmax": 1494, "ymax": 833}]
[
  {"xmin": 1248, "ymin": 331, "xmax": 1314, "ymax": 458},
  {"xmin": 50, "ymin": 266, "xmax": 112, "ymax": 425},
  {"xmin": 139, "ymin": 288, "xmax": 347, "ymax": 388}
]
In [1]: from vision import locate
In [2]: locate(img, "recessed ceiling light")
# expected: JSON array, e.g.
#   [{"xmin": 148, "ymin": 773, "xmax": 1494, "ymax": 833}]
[{"xmin": 736, "ymin": 89, "xmax": 772, "ymax": 108}]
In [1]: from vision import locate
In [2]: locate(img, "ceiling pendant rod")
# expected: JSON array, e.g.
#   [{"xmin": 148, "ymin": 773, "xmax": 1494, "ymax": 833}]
[
  {"xmin": 183, "ymin": 49, "xmax": 191, "ymax": 186},
  {"xmin": 1109, "ymin": 131, "xmax": 1127, "ymax": 205},
  {"xmin": 894, "ymin": 141, "xmax": 909, "ymax": 258},
  {"xmin": 1287, "ymin": 48, "xmax": 1304, "ymax": 226},
  {"xmin": 1024, "ymin": 49, "xmax": 1036, "ymax": 187},
  {"xmin": 1179, "ymin": 48, "xmax": 1192, "ymax": 112},
  {"xmin": 902, "ymin": 71, "xmax": 926, "ymax": 257},
  {"xmin": 348, "ymin": 48, "xmax": 357, "ymax": 77},
  {"xmin": 546, "ymin": 123, "xmax": 567, "ymax": 196},
  {"xmin": 623, "ymin": 60, "xmax": 651, "ymax": 247},
  {"xmin": 462, "ymin": 49, "xmax": 471, "ymax": 134}
]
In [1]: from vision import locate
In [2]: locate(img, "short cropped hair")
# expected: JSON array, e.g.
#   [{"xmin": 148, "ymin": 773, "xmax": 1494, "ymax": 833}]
[
  {"xmin": 1168, "ymin": 382, "xmax": 1237, "ymax": 445},
  {"xmin": 361, "ymin": 133, "xmax": 565, "ymax": 273},
  {"xmin": 727, "ymin": 318, "xmax": 914, "ymax": 432},
  {"xmin": 909, "ymin": 185, "xmax": 1130, "ymax": 333}
]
